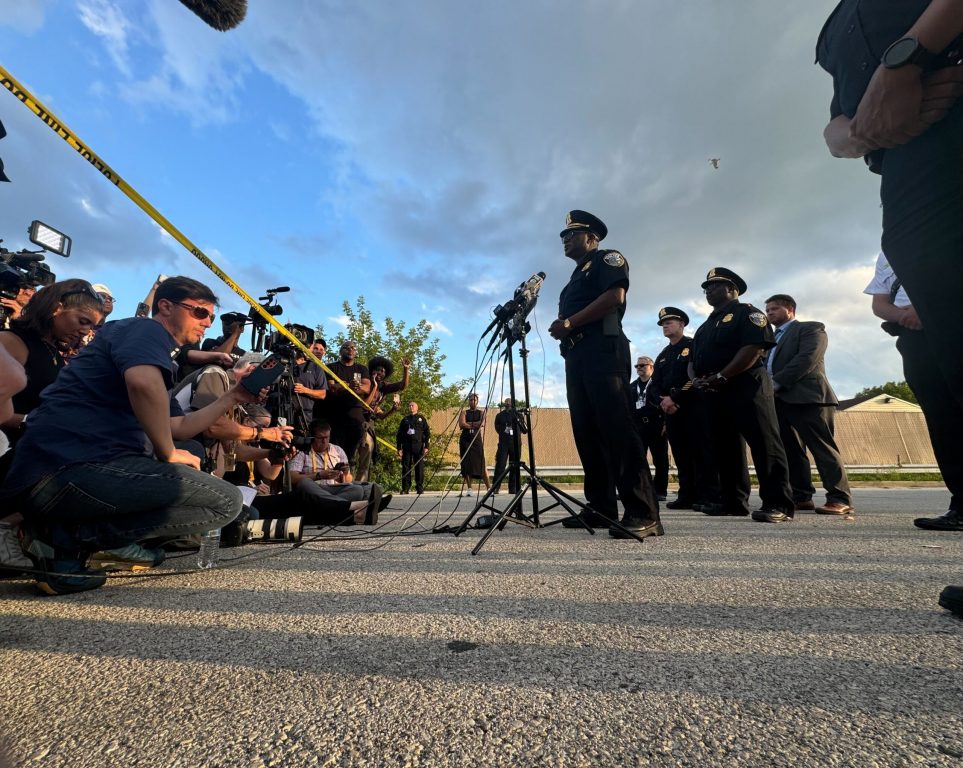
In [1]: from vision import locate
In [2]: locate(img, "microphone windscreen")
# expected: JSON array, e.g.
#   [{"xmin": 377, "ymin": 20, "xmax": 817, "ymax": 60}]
[{"xmin": 177, "ymin": 0, "xmax": 247, "ymax": 31}]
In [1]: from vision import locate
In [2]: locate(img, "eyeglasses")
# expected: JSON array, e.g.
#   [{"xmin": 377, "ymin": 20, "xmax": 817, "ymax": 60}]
[
  {"xmin": 561, "ymin": 230, "xmax": 579, "ymax": 242},
  {"xmin": 61, "ymin": 286, "xmax": 106, "ymax": 305},
  {"xmin": 99, "ymin": 294, "xmax": 114, "ymax": 303},
  {"xmin": 173, "ymin": 301, "xmax": 216, "ymax": 321},
  {"xmin": 636, "ymin": 363, "xmax": 652, "ymax": 368}
]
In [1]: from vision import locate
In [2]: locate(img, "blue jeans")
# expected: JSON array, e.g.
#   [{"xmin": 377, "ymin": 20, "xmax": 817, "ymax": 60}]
[{"xmin": 22, "ymin": 455, "xmax": 243, "ymax": 551}]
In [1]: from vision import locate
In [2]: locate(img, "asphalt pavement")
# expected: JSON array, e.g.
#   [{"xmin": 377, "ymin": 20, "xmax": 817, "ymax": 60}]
[{"xmin": 1, "ymin": 487, "xmax": 961, "ymax": 767}]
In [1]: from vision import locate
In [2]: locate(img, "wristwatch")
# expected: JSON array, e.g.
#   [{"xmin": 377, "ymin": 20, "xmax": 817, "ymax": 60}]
[
  {"xmin": 562, "ymin": 318, "xmax": 572, "ymax": 329},
  {"xmin": 882, "ymin": 37, "xmax": 937, "ymax": 69}
]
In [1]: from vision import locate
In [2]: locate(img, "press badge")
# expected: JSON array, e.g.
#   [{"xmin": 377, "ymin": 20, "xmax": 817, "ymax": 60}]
[{"xmin": 407, "ymin": 428, "xmax": 415, "ymax": 435}]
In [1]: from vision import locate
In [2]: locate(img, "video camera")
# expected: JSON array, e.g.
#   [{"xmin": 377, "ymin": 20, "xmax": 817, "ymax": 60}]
[
  {"xmin": 265, "ymin": 322, "xmax": 314, "ymax": 358},
  {"xmin": 0, "ymin": 220, "xmax": 70, "ymax": 322}
]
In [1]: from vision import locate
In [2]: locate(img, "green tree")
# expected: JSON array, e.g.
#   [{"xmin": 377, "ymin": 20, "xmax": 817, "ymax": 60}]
[
  {"xmin": 853, "ymin": 380, "xmax": 918, "ymax": 404},
  {"xmin": 316, "ymin": 296, "xmax": 468, "ymax": 484}
]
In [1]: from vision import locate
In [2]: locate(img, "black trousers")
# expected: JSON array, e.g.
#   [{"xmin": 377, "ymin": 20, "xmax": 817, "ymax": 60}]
[
  {"xmin": 635, "ymin": 416, "xmax": 668, "ymax": 496},
  {"xmin": 492, "ymin": 440, "xmax": 521, "ymax": 494},
  {"xmin": 564, "ymin": 335, "xmax": 659, "ymax": 523},
  {"xmin": 400, "ymin": 446, "xmax": 426, "ymax": 493},
  {"xmin": 775, "ymin": 400, "xmax": 851, "ymax": 506},
  {"xmin": 687, "ymin": 391, "xmax": 722, "ymax": 504},
  {"xmin": 665, "ymin": 411, "xmax": 695, "ymax": 502},
  {"xmin": 897, "ymin": 331, "xmax": 962, "ymax": 510},
  {"xmin": 707, "ymin": 369, "xmax": 793, "ymax": 514},
  {"xmin": 880, "ymin": 101, "xmax": 962, "ymax": 510},
  {"xmin": 330, "ymin": 411, "xmax": 367, "ymax": 469}
]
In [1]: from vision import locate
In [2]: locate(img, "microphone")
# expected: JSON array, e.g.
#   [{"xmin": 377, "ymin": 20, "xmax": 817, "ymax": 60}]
[
  {"xmin": 514, "ymin": 271, "xmax": 546, "ymax": 305},
  {"xmin": 269, "ymin": 286, "xmax": 291, "ymax": 293},
  {"xmin": 177, "ymin": 0, "xmax": 247, "ymax": 31}
]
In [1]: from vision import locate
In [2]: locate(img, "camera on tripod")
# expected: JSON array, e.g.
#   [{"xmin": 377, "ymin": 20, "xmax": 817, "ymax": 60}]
[
  {"xmin": 266, "ymin": 323, "xmax": 314, "ymax": 358},
  {"xmin": 0, "ymin": 220, "xmax": 69, "ymax": 323}
]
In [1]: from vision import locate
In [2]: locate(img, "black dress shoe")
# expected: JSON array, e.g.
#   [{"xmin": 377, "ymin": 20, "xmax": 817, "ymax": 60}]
[
  {"xmin": 751, "ymin": 509, "xmax": 794, "ymax": 523},
  {"xmin": 561, "ymin": 512, "xmax": 613, "ymax": 529},
  {"xmin": 377, "ymin": 493, "xmax": 393, "ymax": 512},
  {"xmin": 609, "ymin": 518, "xmax": 665, "ymax": 539},
  {"xmin": 794, "ymin": 499, "xmax": 816, "ymax": 511},
  {"xmin": 666, "ymin": 498, "xmax": 694, "ymax": 510},
  {"xmin": 701, "ymin": 503, "xmax": 749, "ymax": 516},
  {"xmin": 938, "ymin": 585, "xmax": 963, "ymax": 618},
  {"xmin": 914, "ymin": 509, "xmax": 963, "ymax": 531}
]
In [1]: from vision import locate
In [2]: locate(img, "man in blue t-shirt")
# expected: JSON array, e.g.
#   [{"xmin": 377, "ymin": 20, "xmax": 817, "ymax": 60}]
[{"xmin": 1, "ymin": 276, "xmax": 256, "ymax": 595}]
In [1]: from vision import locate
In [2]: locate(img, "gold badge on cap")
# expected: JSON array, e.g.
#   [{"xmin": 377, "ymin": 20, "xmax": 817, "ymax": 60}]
[
  {"xmin": 708, "ymin": 268, "xmax": 717, "ymax": 278},
  {"xmin": 659, "ymin": 308, "xmax": 667, "ymax": 318},
  {"xmin": 750, "ymin": 311, "xmax": 768, "ymax": 327},
  {"xmin": 681, "ymin": 348, "xmax": 690, "ymax": 357},
  {"xmin": 565, "ymin": 212, "xmax": 574, "ymax": 227},
  {"xmin": 722, "ymin": 313, "xmax": 733, "ymax": 323},
  {"xmin": 603, "ymin": 251, "xmax": 625, "ymax": 268}
]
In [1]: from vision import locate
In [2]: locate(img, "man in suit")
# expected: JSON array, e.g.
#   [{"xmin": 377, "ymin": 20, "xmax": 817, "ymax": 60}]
[
  {"xmin": 631, "ymin": 356, "xmax": 668, "ymax": 501},
  {"xmin": 765, "ymin": 294, "xmax": 853, "ymax": 515}
]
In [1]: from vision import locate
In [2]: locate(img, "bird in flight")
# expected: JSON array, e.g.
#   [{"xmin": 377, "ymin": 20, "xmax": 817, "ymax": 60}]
[{"xmin": 709, "ymin": 158, "xmax": 720, "ymax": 169}]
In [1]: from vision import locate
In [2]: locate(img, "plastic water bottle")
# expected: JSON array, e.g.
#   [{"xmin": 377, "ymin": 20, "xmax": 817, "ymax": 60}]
[{"xmin": 197, "ymin": 529, "xmax": 221, "ymax": 569}]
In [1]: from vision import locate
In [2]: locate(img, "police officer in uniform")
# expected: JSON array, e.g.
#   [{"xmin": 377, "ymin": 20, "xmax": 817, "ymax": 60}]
[
  {"xmin": 492, "ymin": 397, "xmax": 527, "ymax": 495},
  {"xmin": 689, "ymin": 268, "xmax": 794, "ymax": 522},
  {"xmin": 631, "ymin": 357, "xmax": 668, "ymax": 501},
  {"xmin": 650, "ymin": 307, "xmax": 706, "ymax": 510},
  {"xmin": 548, "ymin": 210, "xmax": 662, "ymax": 539},
  {"xmin": 396, "ymin": 400, "xmax": 430, "ymax": 494}
]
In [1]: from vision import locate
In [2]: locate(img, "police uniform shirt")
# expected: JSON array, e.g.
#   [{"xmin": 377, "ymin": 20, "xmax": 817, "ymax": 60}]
[
  {"xmin": 651, "ymin": 337, "xmax": 693, "ymax": 399},
  {"xmin": 397, "ymin": 413, "xmax": 429, "ymax": 449},
  {"xmin": 691, "ymin": 300, "xmax": 774, "ymax": 376},
  {"xmin": 558, "ymin": 249, "xmax": 629, "ymax": 327}
]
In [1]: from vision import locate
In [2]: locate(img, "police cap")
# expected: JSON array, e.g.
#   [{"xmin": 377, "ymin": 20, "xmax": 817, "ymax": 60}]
[
  {"xmin": 700, "ymin": 267, "xmax": 747, "ymax": 296},
  {"xmin": 560, "ymin": 210, "xmax": 607, "ymax": 241},
  {"xmin": 657, "ymin": 306, "xmax": 690, "ymax": 326}
]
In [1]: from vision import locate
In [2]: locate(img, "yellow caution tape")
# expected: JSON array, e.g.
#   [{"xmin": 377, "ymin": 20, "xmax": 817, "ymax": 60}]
[{"xmin": 0, "ymin": 64, "xmax": 397, "ymax": 452}]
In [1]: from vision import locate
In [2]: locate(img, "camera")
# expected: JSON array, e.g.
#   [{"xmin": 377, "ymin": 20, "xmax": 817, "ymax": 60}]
[
  {"xmin": 0, "ymin": 220, "xmax": 68, "ymax": 323},
  {"xmin": 246, "ymin": 516, "xmax": 304, "ymax": 542},
  {"xmin": 266, "ymin": 323, "xmax": 314, "ymax": 357}
]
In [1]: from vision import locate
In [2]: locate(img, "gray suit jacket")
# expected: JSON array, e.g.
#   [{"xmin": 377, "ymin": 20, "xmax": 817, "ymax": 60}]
[{"xmin": 769, "ymin": 320, "xmax": 838, "ymax": 406}]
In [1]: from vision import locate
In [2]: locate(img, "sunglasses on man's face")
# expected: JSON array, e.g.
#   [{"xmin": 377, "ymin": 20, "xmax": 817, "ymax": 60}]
[{"xmin": 172, "ymin": 301, "xmax": 216, "ymax": 321}]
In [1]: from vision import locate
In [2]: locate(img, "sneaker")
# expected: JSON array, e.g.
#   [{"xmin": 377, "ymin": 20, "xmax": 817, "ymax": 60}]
[
  {"xmin": 89, "ymin": 543, "xmax": 166, "ymax": 572},
  {"xmin": 465, "ymin": 489, "xmax": 474, "ymax": 497},
  {"xmin": 0, "ymin": 521, "xmax": 32, "ymax": 572},
  {"xmin": 22, "ymin": 531, "xmax": 106, "ymax": 595}
]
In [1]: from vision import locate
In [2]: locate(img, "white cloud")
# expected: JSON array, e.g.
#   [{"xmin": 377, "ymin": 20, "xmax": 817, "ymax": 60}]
[
  {"xmin": 77, "ymin": 0, "xmax": 132, "ymax": 76},
  {"xmin": 0, "ymin": 0, "xmax": 53, "ymax": 34},
  {"xmin": 426, "ymin": 319, "xmax": 453, "ymax": 337},
  {"xmin": 328, "ymin": 315, "xmax": 350, "ymax": 329}
]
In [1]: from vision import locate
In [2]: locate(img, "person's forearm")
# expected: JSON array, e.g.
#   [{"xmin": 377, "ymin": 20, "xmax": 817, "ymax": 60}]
[
  {"xmin": 719, "ymin": 346, "xmax": 766, "ymax": 379},
  {"xmin": 212, "ymin": 329, "xmax": 242, "ymax": 354},
  {"xmin": 871, "ymin": 294, "xmax": 908, "ymax": 322},
  {"xmin": 126, "ymin": 369, "xmax": 176, "ymax": 460},
  {"xmin": 907, "ymin": 0, "xmax": 963, "ymax": 52},
  {"xmin": 174, "ymin": 389, "xmax": 244, "ymax": 439},
  {"xmin": 234, "ymin": 444, "xmax": 270, "ymax": 461},
  {"xmin": 564, "ymin": 287, "xmax": 625, "ymax": 327}
]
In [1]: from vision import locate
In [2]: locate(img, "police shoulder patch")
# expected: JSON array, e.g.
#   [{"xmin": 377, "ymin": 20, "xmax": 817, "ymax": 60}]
[
  {"xmin": 749, "ymin": 311, "xmax": 768, "ymax": 327},
  {"xmin": 602, "ymin": 251, "xmax": 625, "ymax": 268}
]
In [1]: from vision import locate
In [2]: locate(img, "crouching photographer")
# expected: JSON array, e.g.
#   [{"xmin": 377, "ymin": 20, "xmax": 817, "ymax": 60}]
[
  {"xmin": 0, "ymin": 276, "xmax": 257, "ymax": 595},
  {"xmin": 251, "ymin": 420, "xmax": 391, "ymax": 526}
]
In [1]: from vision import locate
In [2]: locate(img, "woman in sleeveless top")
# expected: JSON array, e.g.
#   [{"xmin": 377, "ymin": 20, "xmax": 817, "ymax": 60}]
[
  {"xmin": 0, "ymin": 279, "xmax": 104, "ymax": 569},
  {"xmin": 458, "ymin": 392, "xmax": 490, "ymax": 496}
]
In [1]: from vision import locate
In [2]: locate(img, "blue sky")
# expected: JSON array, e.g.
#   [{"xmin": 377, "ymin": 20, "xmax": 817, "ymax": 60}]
[{"xmin": 1, "ymin": 1, "xmax": 898, "ymax": 405}]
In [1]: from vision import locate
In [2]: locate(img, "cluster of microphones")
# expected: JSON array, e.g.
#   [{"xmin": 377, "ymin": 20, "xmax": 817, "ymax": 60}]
[{"xmin": 482, "ymin": 271, "xmax": 545, "ymax": 349}]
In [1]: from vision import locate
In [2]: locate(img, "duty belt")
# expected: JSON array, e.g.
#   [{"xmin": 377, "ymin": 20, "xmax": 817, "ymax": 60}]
[{"xmin": 559, "ymin": 331, "xmax": 586, "ymax": 357}]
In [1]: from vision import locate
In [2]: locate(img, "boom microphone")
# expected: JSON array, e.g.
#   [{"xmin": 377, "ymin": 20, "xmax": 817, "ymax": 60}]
[{"xmin": 176, "ymin": 0, "xmax": 248, "ymax": 31}]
